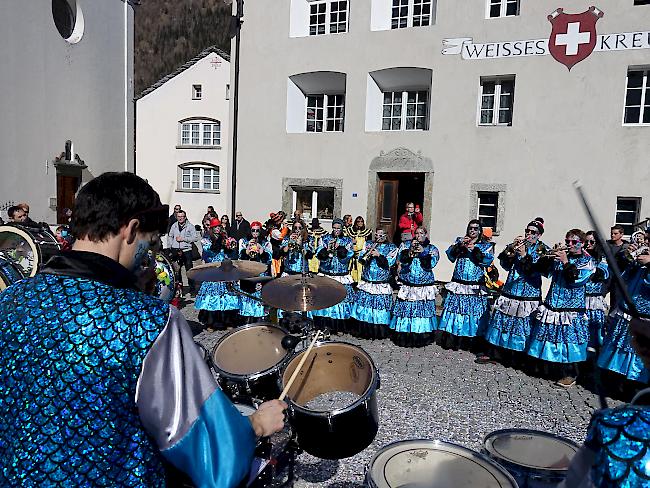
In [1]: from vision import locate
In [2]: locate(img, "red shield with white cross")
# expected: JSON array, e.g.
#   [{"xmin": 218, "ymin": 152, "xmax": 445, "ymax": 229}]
[{"xmin": 548, "ymin": 6, "xmax": 604, "ymax": 70}]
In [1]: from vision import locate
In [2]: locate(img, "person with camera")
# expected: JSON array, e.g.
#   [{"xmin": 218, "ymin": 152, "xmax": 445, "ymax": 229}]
[
  {"xmin": 167, "ymin": 210, "xmax": 200, "ymax": 294},
  {"xmin": 398, "ymin": 202, "xmax": 423, "ymax": 238}
]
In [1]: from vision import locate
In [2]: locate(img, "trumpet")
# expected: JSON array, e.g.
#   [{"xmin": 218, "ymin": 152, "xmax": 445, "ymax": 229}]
[
  {"xmin": 628, "ymin": 245, "xmax": 650, "ymax": 260},
  {"xmin": 287, "ymin": 233, "xmax": 302, "ymax": 252},
  {"xmin": 539, "ymin": 245, "xmax": 569, "ymax": 258},
  {"xmin": 409, "ymin": 240, "xmax": 423, "ymax": 257},
  {"xmin": 247, "ymin": 239, "xmax": 262, "ymax": 259},
  {"xmin": 225, "ymin": 237, "xmax": 238, "ymax": 251},
  {"xmin": 327, "ymin": 237, "xmax": 339, "ymax": 257}
]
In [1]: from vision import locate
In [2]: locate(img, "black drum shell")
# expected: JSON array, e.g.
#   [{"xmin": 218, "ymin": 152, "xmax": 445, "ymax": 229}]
[
  {"xmin": 0, "ymin": 257, "xmax": 24, "ymax": 290},
  {"xmin": 0, "ymin": 224, "xmax": 60, "ymax": 277},
  {"xmin": 217, "ymin": 370, "xmax": 283, "ymax": 403}
]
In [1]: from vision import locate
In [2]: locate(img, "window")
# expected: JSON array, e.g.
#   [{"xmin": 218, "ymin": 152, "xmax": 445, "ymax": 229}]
[
  {"xmin": 477, "ymin": 192, "xmax": 498, "ymax": 231},
  {"xmin": 391, "ymin": 0, "xmax": 432, "ymax": 29},
  {"xmin": 307, "ymin": 94, "xmax": 345, "ymax": 132},
  {"xmin": 634, "ymin": 0, "xmax": 650, "ymax": 6},
  {"xmin": 192, "ymin": 84, "xmax": 202, "ymax": 100},
  {"xmin": 226, "ymin": 84, "xmax": 231, "ymax": 100},
  {"xmin": 479, "ymin": 77, "xmax": 515, "ymax": 126},
  {"xmin": 309, "ymin": 0, "xmax": 348, "ymax": 35},
  {"xmin": 179, "ymin": 119, "xmax": 221, "ymax": 146},
  {"xmin": 292, "ymin": 187, "xmax": 335, "ymax": 220},
  {"xmin": 487, "ymin": 0, "xmax": 519, "ymax": 18},
  {"xmin": 52, "ymin": 0, "xmax": 84, "ymax": 43},
  {"xmin": 180, "ymin": 164, "xmax": 220, "ymax": 192},
  {"xmin": 623, "ymin": 69, "xmax": 650, "ymax": 125},
  {"xmin": 382, "ymin": 90, "xmax": 428, "ymax": 130},
  {"xmin": 616, "ymin": 197, "xmax": 641, "ymax": 237}
]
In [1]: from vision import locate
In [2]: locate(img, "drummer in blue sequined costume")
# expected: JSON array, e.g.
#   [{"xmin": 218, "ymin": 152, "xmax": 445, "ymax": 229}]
[
  {"xmin": 479, "ymin": 218, "xmax": 549, "ymax": 363},
  {"xmin": 527, "ymin": 229, "xmax": 595, "ymax": 387},
  {"xmin": 597, "ymin": 247, "xmax": 650, "ymax": 384},
  {"xmin": 390, "ymin": 227, "xmax": 440, "ymax": 347},
  {"xmin": 438, "ymin": 220, "xmax": 494, "ymax": 349},
  {"xmin": 195, "ymin": 218, "xmax": 240, "ymax": 328},
  {"xmin": 561, "ymin": 317, "xmax": 650, "ymax": 488},
  {"xmin": 584, "ymin": 231, "xmax": 610, "ymax": 351},
  {"xmin": 350, "ymin": 228, "xmax": 398, "ymax": 339},
  {"xmin": 0, "ymin": 172, "xmax": 286, "ymax": 487},
  {"xmin": 313, "ymin": 219, "xmax": 355, "ymax": 333},
  {"xmin": 236, "ymin": 221, "xmax": 271, "ymax": 323}
]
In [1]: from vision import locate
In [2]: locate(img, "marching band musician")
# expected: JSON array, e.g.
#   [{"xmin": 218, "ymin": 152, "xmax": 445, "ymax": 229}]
[
  {"xmin": 279, "ymin": 221, "xmax": 313, "ymax": 275},
  {"xmin": 438, "ymin": 219, "xmax": 494, "ymax": 350},
  {"xmin": 347, "ymin": 216, "xmax": 373, "ymax": 284},
  {"xmin": 478, "ymin": 218, "xmax": 549, "ymax": 365},
  {"xmin": 236, "ymin": 221, "xmax": 272, "ymax": 323},
  {"xmin": 307, "ymin": 218, "xmax": 327, "ymax": 273},
  {"xmin": 390, "ymin": 227, "xmax": 440, "ymax": 348},
  {"xmin": 194, "ymin": 218, "xmax": 240, "ymax": 329},
  {"xmin": 349, "ymin": 228, "xmax": 399, "ymax": 339},
  {"xmin": 597, "ymin": 230, "xmax": 650, "ymax": 385},
  {"xmin": 526, "ymin": 229, "xmax": 595, "ymax": 387},
  {"xmin": 584, "ymin": 231, "xmax": 610, "ymax": 351},
  {"xmin": 313, "ymin": 219, "xmax": 355, "ymax": 333}
]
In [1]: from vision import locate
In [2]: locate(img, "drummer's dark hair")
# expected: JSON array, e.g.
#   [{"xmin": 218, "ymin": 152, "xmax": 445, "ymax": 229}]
[
  {"xmin": 7, "ymin": 206, "xmax": 23, "ymax": 218},
  {"xmin": 71, "ymin": 172, "xmax": 167, "ymax": 241}
]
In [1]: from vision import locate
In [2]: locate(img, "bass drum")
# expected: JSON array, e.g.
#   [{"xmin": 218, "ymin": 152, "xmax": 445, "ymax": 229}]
[
  {"xmin": 365, "ymin": 439, "xmax": 518, "ymax": 488},
  {"xmin": 0, "ymin": 256, "xmax": 25, "ymax": 291},
  {"xmin": 281, "ymin": 341, "xmax": 379, "ymax": 460},
  {"xmin": 0, "ymin": 224, "xmax": 60, "ymax": 277},
  {"xmin": 150, "ymin": 252, "xmax": 178, "ymax": 302}
]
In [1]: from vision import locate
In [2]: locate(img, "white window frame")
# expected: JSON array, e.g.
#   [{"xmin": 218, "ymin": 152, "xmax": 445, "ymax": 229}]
[
  {"xmin": 291, "ymin": 186, "xmax": 336, "ymax": 221},
  {"xmin": 615, "ymin": 197, "xmax": 642, "ymax": 238},
  {"xmin": 309, "ymin": 0, "xmax": 348, "ymax": 36},
  {"xmin": 391, "ymin": 0, "xmax": 432, "ymax": 29},
  {"xmin": 486, "ymin": 0, "xmax": 520, "ymax": 19},
  {"xmin": 179, "ymin": 163, "xmax": 220, "ymax": 193},
  {"xmin": 477, "ymin": 191, "xmax": 499, "ymax": 232},
  {"xmin": 192, "ymin": 84, "xmax": 202, "ymax": 100},
  {"xmin": 306, "ymin": 94, "xmax": 345, "ymax": 132},
  {"xmin": 478, "ymin": 77, "xmax": 515, "ymax": 127},
  {"xmin": 178, "ymin": 119, "xmax": 222, "ymax": 147},
  {"xmin": 623, "ymin": 68, "xmax": 650, "ymax": 126},
  {"xmin": 381, "ymin": 90, "xmax": 429, "ymax": 131}
]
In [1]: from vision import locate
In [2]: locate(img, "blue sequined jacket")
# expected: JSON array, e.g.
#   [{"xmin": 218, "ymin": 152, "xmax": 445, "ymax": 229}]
[
  {"xmin": 619, "ymin": 263, "xmax": 650, "ymax": 318},
  {"xmin": 359, "ymin": 241, "xmax": 398, "ymax": 283},
  {"xmin": 446, "ymin": 238, "xmax": 494, "ymax": 284},
  {"xmin": 398, "ymin": 240, "xmax": 440, "ymax": 286},
  {"xmin": 585, "ymin": 256, "xmax": 609, "ymax": 297},
  {"xmin": 316, "ymin": 235, "xmax": 354, "ymax": 275},
  {"xmin": 279, "ymin": 236, "xmax": 313, "ymax": 274},
  {"xmin": 498, "ymin": 241, "xmax": 548, "ymax": 299},
  {"xmin": 201, "ymin": 236, "xmax": 238, "ymax": 263},
  {"xmin": 537, "ymin": 253, "xmax": 594, "ymax": 311}
]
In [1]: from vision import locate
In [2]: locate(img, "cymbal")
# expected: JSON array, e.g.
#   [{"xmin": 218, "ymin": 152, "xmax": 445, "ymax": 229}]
[
  {"xmin": 187, "ymin": 260, "xmax": 267, "ymax": 282},
  {"xmin": 261, "ymin": 275, "xmax": 347, "ymax": 312},
  {"xmin": 241, "ymin": 275, "xmax": 275, "ymax": 284}
]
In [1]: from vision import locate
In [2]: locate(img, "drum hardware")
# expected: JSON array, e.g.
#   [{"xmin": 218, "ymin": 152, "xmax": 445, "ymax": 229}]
[
  {"xmin": 0, "ymin": 224, "xmax": 61, "ymax": 277},
  {"xmin": 187, "ymin": 259, "xmax": 267, "ymax": 283}
]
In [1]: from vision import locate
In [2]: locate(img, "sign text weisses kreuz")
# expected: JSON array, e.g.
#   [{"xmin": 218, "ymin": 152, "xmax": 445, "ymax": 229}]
[{"xmin": 442, "ymin": 6, "xmax": 650, "ymax": 70}]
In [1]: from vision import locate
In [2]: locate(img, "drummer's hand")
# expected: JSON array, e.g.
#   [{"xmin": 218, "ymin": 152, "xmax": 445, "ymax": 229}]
[{"xmin": 249, "ymin": 400, "xmax": 287, "ymax": 437}]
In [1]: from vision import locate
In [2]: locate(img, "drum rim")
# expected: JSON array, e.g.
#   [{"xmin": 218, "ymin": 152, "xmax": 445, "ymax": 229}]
[
  {"xmin": 211, "ymin": 322, "xmax": 291, "ymax": 381},
  {"xmin": 365, "ymin": 438, "xmax": 519, "ymax": 488},
  {"xmin": 0, "ymin": 256, "xmax": 27, "ymax": 289},
  {"xmin": 483, "ymin": 428, "xmax": 580, "ymax": 474},
  {"xmin": 281, "ymin": 340, "xmax": 379, "ymax": 417},
  {"xmin": 0, "ymin": 224, "xmax": 60, "ymax": 277}
]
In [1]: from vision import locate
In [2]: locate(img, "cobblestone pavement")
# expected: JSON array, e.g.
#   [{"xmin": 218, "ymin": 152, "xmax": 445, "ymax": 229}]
[{"xmin": 181, "ymin": 301, "xmax": 620, "ymax": 487}]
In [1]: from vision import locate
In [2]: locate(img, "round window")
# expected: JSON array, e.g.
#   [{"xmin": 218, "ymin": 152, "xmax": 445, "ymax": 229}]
[{"xmin": 52, "ymin": 0, "xmax": 84, "ymax": 44}]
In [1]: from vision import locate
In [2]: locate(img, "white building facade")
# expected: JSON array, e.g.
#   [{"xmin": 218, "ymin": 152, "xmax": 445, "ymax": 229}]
[
  {"xmin": 233, "ymin": 0, "xmax": 650, "ymax": 277},
  {"xmin": 136, "ymin": 48, "xmax": 231, "ymax": 227},
  {"xmin": 0, "ymin": 0, "xmax": 134, "ymax": 223}
]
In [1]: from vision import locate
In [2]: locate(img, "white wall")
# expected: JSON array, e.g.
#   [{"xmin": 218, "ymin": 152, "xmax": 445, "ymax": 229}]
[{"xmin": 136, "ymin": 52, "xmax": 231, "ymax": 226}]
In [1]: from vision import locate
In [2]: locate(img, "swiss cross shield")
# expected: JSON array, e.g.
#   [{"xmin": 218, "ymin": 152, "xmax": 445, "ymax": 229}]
[{"xmin": 548, "ymin": 6, "xmax": 604, "ymax": 70}]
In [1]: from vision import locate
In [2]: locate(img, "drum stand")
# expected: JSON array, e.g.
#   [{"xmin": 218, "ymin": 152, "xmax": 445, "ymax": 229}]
[{"xmin": 246, "ymin": 438, "xmax": 302, "ymax": 488}]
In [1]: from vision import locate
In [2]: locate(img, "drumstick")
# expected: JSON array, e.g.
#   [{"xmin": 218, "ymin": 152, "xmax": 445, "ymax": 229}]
[{"xmin": 279, "ymin": 330, "xmax": 322, "ymax": 401}]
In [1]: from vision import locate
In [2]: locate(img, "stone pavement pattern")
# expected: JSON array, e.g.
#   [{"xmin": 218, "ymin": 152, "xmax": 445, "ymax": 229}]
[{"xmin": 182, "ymin": 303, "xmax": 619, "ymax": 487}]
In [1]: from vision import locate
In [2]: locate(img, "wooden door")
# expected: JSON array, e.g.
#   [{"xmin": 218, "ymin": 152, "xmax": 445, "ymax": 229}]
[
  {"xmin": 376, "ymin": 177, "xmax": 399, "ymax": 241},
  {"xmin": 56, "ymin": 174, "xmax": 79, "ymax": 224}
]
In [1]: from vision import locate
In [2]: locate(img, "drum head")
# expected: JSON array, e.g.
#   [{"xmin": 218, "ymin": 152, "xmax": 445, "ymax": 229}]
[
  {"xmin": 281, "ymin": 341, "xmax": 377, "ymax": 413},
  {"xmin": 367, "ymin": 440, "xmax": 517, "ymax": 488},
  {"xmin": 483, "ymin": 429, "xmax": 578, "ymax": 475},
  {"xmin": 212, "ymin": 324, "xmax": 289, "ymax": 377},
  {"xmin": 0, "ymin": 225, "xmax": 59, "ymax": 277}
]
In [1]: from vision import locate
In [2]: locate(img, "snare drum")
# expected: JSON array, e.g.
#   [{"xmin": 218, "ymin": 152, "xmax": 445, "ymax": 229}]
[
  {"xmin": 0, "ymin": 255, "xmax": 24, "ymax": 291},
  {"xmin": 0, "ymin": 224, "xmax": 60, "ymax": 277},
  {"xmin": 281, "ymin": 341, "xmax": 379, "ymax": 460},
  {"xmin": 483, "ymin": 429, "xmax": 579, "ymax": 487},
  {"xmin": 211, "ymin": 323, "xmax": 291, "ymax": 402},
  {"xmin": 365, "ymin": 439, "xmax": 518, "ymax": 488}
]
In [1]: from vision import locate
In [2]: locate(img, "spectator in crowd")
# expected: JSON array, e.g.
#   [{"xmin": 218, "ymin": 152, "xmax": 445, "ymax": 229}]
[
  {"xmin": 398, "ymin": 202, "xmax": 423, "ymax": 238},
  {"xmin": 54, "ymin": 226, "xmax": 72, "ymax": 251},
  {"xmin": 63, "ymin": 207, "xmax": 73, "ymax": 224},
  {"xmin": 17, "ymin": 203, "xmax": 38, "ymax": 226},
  {"xmin": 231, "ymin": 210, "xmax": 251, "ymax": 241},
  {"xmin": 220, "ymin": 214, "xmax": 231, "ymax": 236},
  {"xmin": 7, "ymin": 206, "xmax": 26, "ymax": 223},
  {"xmin": 207, "ymin": 206, "xmax": 217, "ymax": 218},
  {"xmin": 607, "ymin": 224, "xmax": 630, "ymax": 309},
  {"xmin": 168, "ymin": 204, "xmax": 181, "ymax": 233},
  {"xmin": 167, "ymin": 210, "xmax": 200, "ymax": 294}
]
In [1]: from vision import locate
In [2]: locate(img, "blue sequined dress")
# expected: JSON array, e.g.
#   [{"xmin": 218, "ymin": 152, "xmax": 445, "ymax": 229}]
[
  {"xmin": 390, "ymin": 240, "xmax": 440, "ymax": 334},
  {"xmin": 350, "ymin": 241, "xmax": 398, "ymax": 330},
  {"xmin": 236, "ymin": 238, "xmax": 272, "ymax": 319},
  {"xmin": 194, "ymin": 237, "xmax": 240, "ymax": 314},
  {"xmin": 526, "ymin": 253, "xmax": 594, "ymax": 363},
  {"xmin": 484, "ymin": 242, "xmax": 548, "ymax": 351},
  {"xmin": 313, "ymin": 234, "xmax": 355, "ymax": 323},
  {"xmin": 438, "ymin": 239, "xmax": 493, "ymax": 337},
  {"xmin": 585, "ymin": 256, "xmax": 609, "ymax": 349},
  {"xmin": 598, "ymin": 263, "xmax": 650, "ymax": 382},
  {"xmin": 276, "ymin": 237, "xmax": 315, "ymax": 320}
]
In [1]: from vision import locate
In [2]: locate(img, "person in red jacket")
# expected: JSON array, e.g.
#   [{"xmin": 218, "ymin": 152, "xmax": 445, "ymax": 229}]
[{"xmin": 398, "ymin": 202, "xmax": 423, "ymax": 237}]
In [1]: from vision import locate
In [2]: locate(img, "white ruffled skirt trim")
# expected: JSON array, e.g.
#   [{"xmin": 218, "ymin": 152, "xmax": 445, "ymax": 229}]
[
  {"xmin": 318, "ymin": 273, "xmax": 354, "ymax": 285},
  {"xmin": 535, "ymin": 304, "xmax": 584, "ymax": 326},
  {"xmin": 444, "ymin": 281, "xmax": 488, "ymax": 296},
  {"xmin": 586, "ymin": 295, "xmax": 608, "ymax": 312},
  {"xmin": 398, "ymin": 284, "xmax": 437, "ymax": 301},
  {"xmin": 357, "ymin": 280, "xmax": 392, "ymax": 295},
  {"xmin": 493, "ymin": 295, "xmax": 540, "ymax": 318}
]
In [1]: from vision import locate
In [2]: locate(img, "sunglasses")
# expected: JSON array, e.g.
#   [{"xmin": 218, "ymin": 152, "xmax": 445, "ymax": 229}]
[
  {"xmin": 585, "ymin": 239, "xmax": 596, "ymax": 244},
  {"xmin": 251, "ymin": 229, "xmax": 261, "ymax": 233},
  {"xmin": 524, "ymin": 229, "xmax": 539, "ymax": 235},
  {"xmin": 468, "ymin": 226, "xmax": 480, "ymax": 230},
  {"xmin": 565, "ymin": 239, "xmax": 582, "ymax": 245}
]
